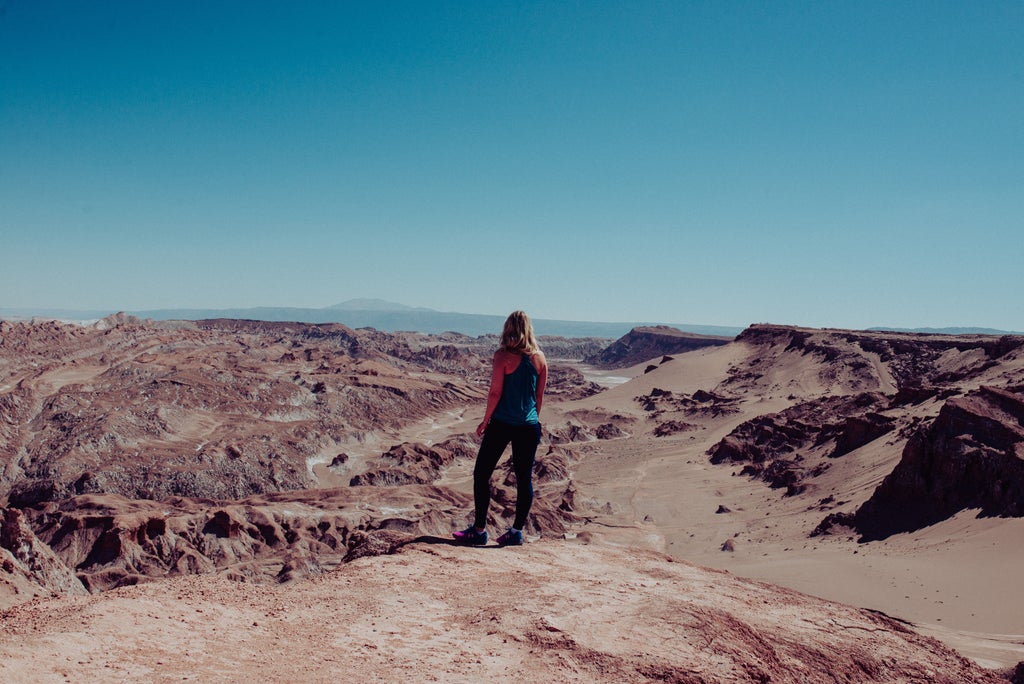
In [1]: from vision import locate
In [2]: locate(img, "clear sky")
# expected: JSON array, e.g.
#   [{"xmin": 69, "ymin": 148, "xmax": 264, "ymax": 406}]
[{"xmin": 2, "ymin": 1, "xmax": 1022, "ymax": 330}]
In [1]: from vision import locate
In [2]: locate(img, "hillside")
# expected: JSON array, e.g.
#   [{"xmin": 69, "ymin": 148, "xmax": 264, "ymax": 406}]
[
  {"xmin": 583, "ymin": 326, "xmax": 734, "ymax": 368},
  {"xmin": 0, "ymin": 538, "xmax": 1004, "ymax": 683},
  {"xmin": 552, "ymin": 324, "xmax": 1024, "ymax": 669}
]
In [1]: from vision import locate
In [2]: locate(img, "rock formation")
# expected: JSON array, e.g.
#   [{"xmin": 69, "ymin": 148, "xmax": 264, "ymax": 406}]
[
  {"xmin": 0, "ymin": 317, "xmax": 602, "ymax": 505},
  {"xmin": 851, "ymin": 385, "xmax": 1024, "ymax": 541},
  {"xmin": 585, "ymin": 326, "xmax": 733, "ymax": 368},
  {"xmin": 0, "ymin": 540, "xmax": 1005, "ymax": 683},
  {"xmin": 708, "ymin": 393, "xmax": 893, "ymax": 494},
  {"xmin": 1, "ymin": 506, "xmax": 88, "ymax": 605},
  {"xmin": 735, "ymin": 324, "xmax": 1024, "ymax": 393},
  {"xmin": 708, "ymin": 326, "xmax": 1024, "ymax": 523}
]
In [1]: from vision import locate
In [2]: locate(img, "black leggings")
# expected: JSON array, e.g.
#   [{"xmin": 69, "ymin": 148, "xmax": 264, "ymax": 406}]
[{"xmin": 473, "ymin": 419, "xmax": 541, "ymax": 530}]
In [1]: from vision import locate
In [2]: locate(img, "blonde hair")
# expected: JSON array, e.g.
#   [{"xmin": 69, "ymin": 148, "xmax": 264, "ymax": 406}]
[{"xmin": 500, "ymin": 310, "xmax": 539, "ymax": 354}]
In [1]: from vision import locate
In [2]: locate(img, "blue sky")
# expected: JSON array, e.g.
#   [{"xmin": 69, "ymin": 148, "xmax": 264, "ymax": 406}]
[{"xmin": 2, "ymin": 1, "xmax": 1022, "ymax": 330}]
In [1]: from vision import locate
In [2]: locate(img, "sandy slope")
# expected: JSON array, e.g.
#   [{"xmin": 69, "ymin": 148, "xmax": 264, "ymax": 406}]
[
  {"xmin": 0, "ymin": 538, "xmax": 1001, "ymax": 684},
  {"xmin": 543, "ymin": 339, "xmax": 1024, "ymax": 669}
]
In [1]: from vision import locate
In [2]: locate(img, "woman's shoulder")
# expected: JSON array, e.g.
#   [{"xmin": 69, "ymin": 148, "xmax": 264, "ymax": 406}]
[
  {"xmin": 493, "ymin": 349, "xmax": 518, "ymax": 365},
  {"xmin": 494, "ymin": 347, "xmax": 544, "ymax": 366}
]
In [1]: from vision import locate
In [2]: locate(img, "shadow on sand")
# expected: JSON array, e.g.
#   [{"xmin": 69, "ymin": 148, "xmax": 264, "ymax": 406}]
[{"xmin": 403, "ymin": 535, "xmax": 505, "ymax": 550}]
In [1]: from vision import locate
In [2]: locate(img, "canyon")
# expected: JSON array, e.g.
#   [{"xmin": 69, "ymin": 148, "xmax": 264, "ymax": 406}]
[{"xmin": 2, "ymin": 316, "xmax": 1023, "ymax": 682}]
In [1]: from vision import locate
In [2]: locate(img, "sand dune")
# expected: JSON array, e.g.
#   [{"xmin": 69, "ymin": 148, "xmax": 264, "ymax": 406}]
[{"xmin": 545, "ymin": 324, "xmax": 1024, "ymax": 669}]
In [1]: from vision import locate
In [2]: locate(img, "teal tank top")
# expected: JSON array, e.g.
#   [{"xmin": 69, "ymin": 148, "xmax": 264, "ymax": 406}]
[{"xmin": 491, "ymin": 353, "xmax": 539, "ymax": 426}]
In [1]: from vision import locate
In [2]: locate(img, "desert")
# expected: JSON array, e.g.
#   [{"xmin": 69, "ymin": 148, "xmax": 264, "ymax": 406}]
[
  {"xmin": 2, "ymin": 314, "xmax": 1023, "ymax": 682},
  {"xmin": 5, "ymin": 2, "xmax": 1021, "ymax": 681}
]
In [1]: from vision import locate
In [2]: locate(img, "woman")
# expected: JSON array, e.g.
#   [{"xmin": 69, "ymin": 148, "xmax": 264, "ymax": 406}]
[{"xmin": 453, "ymin": 310, "xmax": 547, "ymax": 546}]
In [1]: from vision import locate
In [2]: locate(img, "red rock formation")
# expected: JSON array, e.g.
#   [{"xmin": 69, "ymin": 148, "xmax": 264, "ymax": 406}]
[
  {"xmin": 1, "ymin": 507, "xmax": 88, "ymax": 602},
  {"xmin": 653, "ymin": 420, "xmax": 697, "ymax": 437},
  {"xmin": 18, "ymin": 487, "xmax": 474, "ymax": 592},
  {"xmin": 594, "ymin": 423, "xmax": 625, "ymax": 439},
  {"xmin": 349, "ymin": 442, "xmax": 457, "ymax": 486}
]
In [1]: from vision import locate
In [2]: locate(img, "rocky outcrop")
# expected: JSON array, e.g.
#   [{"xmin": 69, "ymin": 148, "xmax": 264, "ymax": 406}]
[
  {"xmin": 1, "ymin": 507, "xmax": 87, "ymax": 602},
  {"xmin": 653, "ymin": 420, "xmax": 697, "ymax": 437},
  {"xmin": 829, "ymin": 412, "xmax": 898, "ymax": 458},
  {"xmin": 18, "ymin": 487, "xmax": 474, "ymax": 592},
  {"xmin": 708, "ymin": 393, "xmax": 893, "ymax": 495},
  {"xmin": 0, "ymin": 541, "xmax": 1005, "ymax": 683},
  {"xmin": 349, "ymin": 441, "xmax": 461, "ymax": 487},
  {"xmin": 547, "ymin": 422, "xmax": 595, "ymax": 444},
  {"xmin": 852, "ymin": 385, "xmax": 1024, "ymax": 541},
  {"xmin": 585, "ymin": 326, "xmax": 732, "ymax": 369},
  {"xmin": 0, "ymin": 319, "xmax": 486, "ymax": 505},
  {"xmin": 737, "ymin": 324, "xmax": 1024, "ymax": 392},
  {"xmin": 635, "ymin": 387, "xmax": 741, "ymax": 419},
  {"xmin": 594, "ymin": 423, "xmax": 625, "ymax": 439}
]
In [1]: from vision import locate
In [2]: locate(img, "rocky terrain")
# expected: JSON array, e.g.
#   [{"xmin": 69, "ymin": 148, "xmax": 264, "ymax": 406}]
[
  {"xmin": 2, "ymin": 317, "xmax": 1024, "ymax": 679},
  {"xmin": 556, "ymin": 323, "xmax": 1024, "ymax": 672},
  {"xmin": 0, "ymin": 539, "xmax": 1006, "ymax": 683},
  {"xmin": 0, "ymin": 316, "xmax": 602, "ymax": 504},
  {"xmin": 841, "ymin": 384, "xmax": 1024, "ymax": 541},
  {"xmin": 700, "ymin": 325, "xmax": 1024, "ymax": 534},
  {"xmin": 583, "ymin": 325, "xmax": 733, "ymax": 369},
  {"xmin": 0, "ymin": 316, "xmax": 594, "ymax": 595}
]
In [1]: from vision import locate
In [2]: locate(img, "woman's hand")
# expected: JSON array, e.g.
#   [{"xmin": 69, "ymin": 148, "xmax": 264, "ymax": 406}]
[{"xmin": 476, "ymin": 420, "xmax": 488, "ymax": 438}]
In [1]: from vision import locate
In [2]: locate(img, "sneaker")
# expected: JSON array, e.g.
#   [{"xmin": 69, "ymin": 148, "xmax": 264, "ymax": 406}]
[
  {"xmin": 496, "ymin": 528, "xmax": 523, "ymax": 547},
  {"xmin": 453, "ymin": 526, "xmax": 488, "ymax": 546}
]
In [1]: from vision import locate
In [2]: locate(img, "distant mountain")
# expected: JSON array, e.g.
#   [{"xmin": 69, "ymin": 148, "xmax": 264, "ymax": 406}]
[
  {"xmin": 0, "ymin": 308, "xmax": 114, "ymax": 323},
  {"xmin": 1, "ymin": 303, "xmax": 743, "ymax": 338},
  {"xmin": 326, "ymin": 298, "xmax": 433, "ymax": 312}
]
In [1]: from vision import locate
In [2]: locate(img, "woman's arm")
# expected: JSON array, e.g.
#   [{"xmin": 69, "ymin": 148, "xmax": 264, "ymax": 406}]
[
  {"xmin": 534, "ymin": 351, "xmax": 547, "ymax": 417},
  {"xmin": 477, "ymin": 351, "xmax": 506, "ymax": 437}
]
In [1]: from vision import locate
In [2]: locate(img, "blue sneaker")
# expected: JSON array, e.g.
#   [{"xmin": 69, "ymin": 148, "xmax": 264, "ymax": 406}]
[
  {"xmin": 453, "ymin": 526, "xmax": 488, "ymax": 546},
  {"xmin": 496, "ymin": 528, "xmax": 523, "ymax": 546}
]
